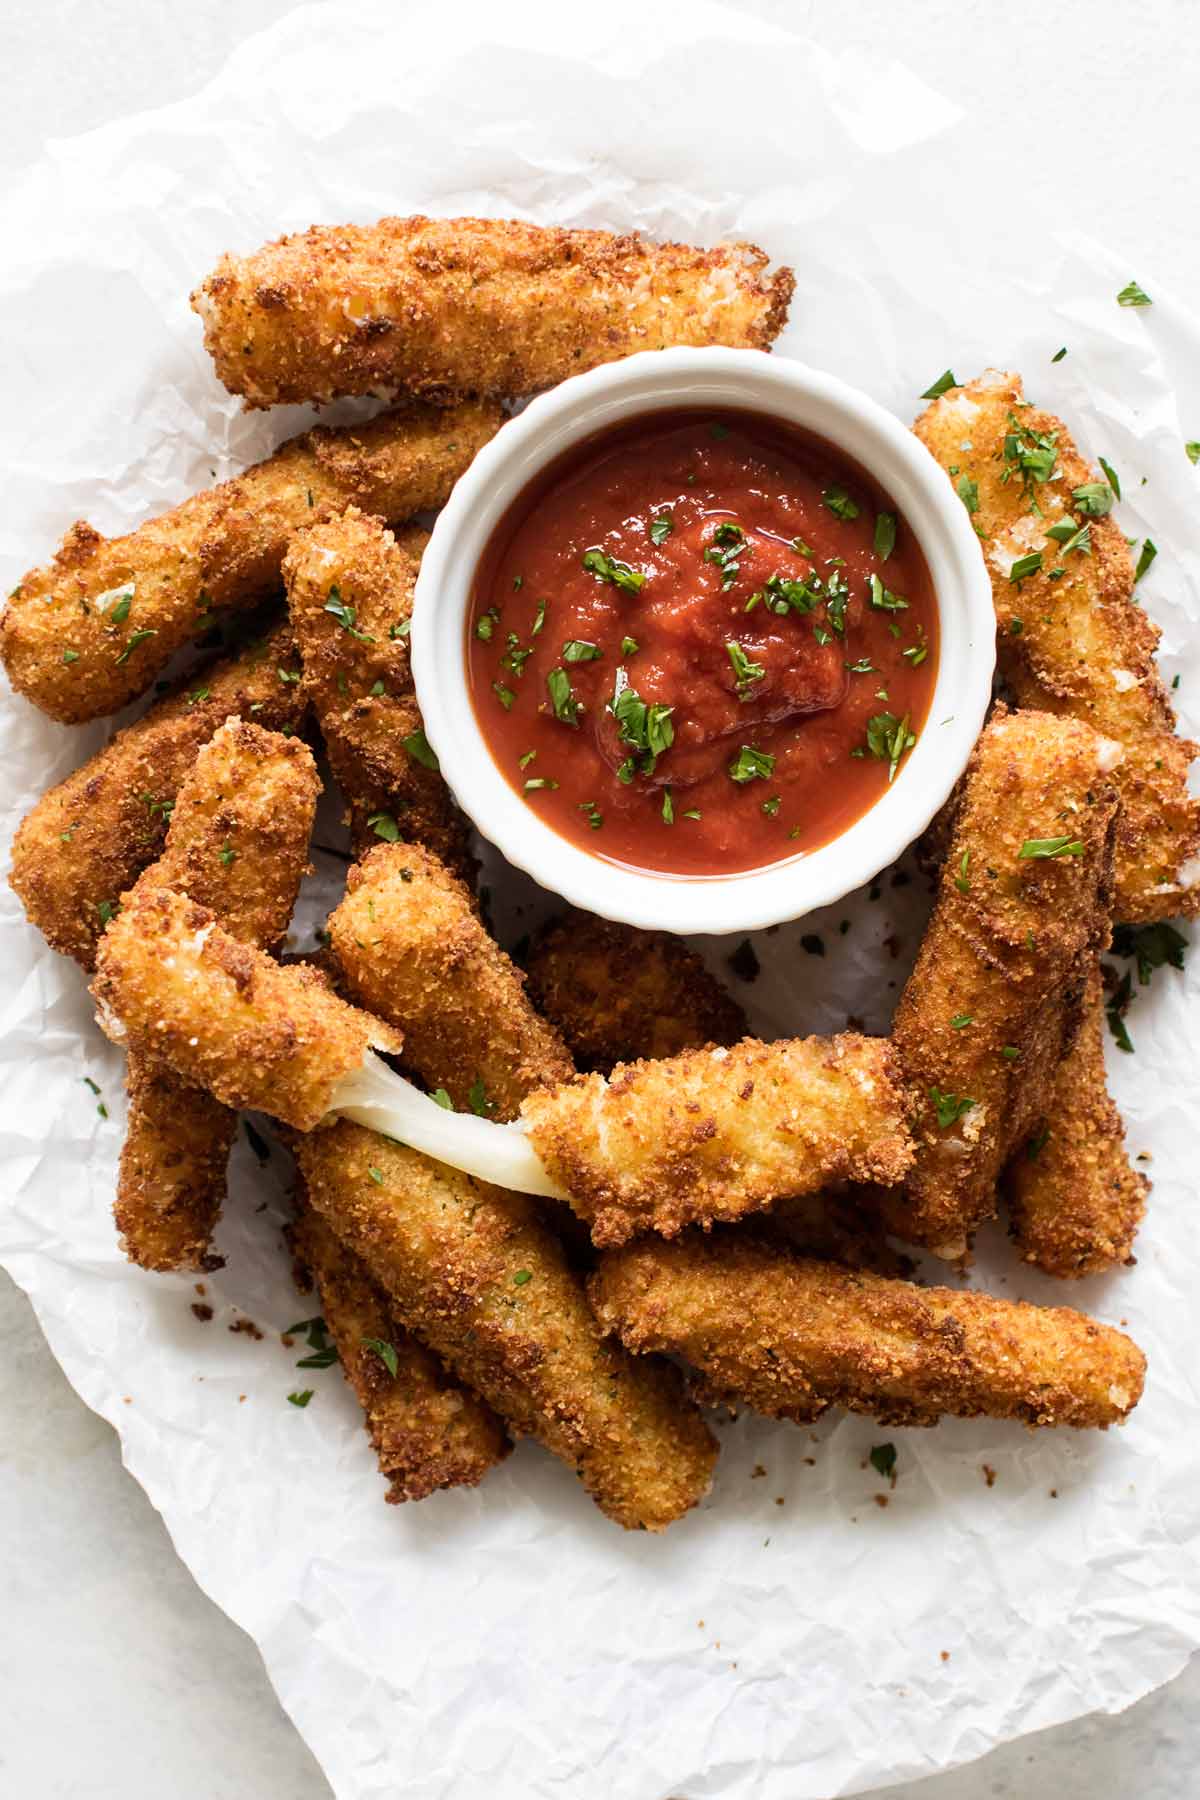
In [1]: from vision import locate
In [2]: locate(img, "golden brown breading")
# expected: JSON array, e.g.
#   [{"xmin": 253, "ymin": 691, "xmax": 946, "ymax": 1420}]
[
  {"xmin": 590, "ymin": 1231, "xmax": 1146, "ymax": 1431},
  {"xmin": 914, "ymin": 370, "xmax": 1199, "ymax": 922},
  {"xmin": 191, "ymin": 215, "xmax": 795, "ymax": 409},
  {"xmin": 1004, "ymin": 963, "xmax": 1148, "ymax": 1277},
  {"xmin": 765, "ymin": 1191, "xmax": 914, "ymax": 1279},
  {"xmin": 521, "ymin": 1035, "xmax": 913, "ymax": 1248},
  {"xmin": 291, "ymin": 1191, "xmax": 510, "ymax": 1501},
  {"xmin": 282, "ymin": 507, "xmax": 475, "ymax": 878},
  {"xmin": 328, "ymin": 843, "xmax": 574, "ymax": 1118},
  {"xmin": 92, "ymin": 885, "xmax": 398, "ymax": 1130},
  {"xmin": 9, "ymin": 619, "xmax": 305, "ymax": 970},
  {"xmin": 521, "ymin": 911, "xmax": 747, "ymax": 1072},
  {"xmin": 115, "ymin": 720, "xmax": 320, "ymax": 1271},
  {"xmin": 1, "ymin": 402, "xmax": 501, "ymax": 723},
  {"xmin": 296, "ymin": 1122, "xmax": 717, "ymax": 1530},
  {"xmin": 876, "ymin": 707, "xmax": 1119, "ymax": 1258}
]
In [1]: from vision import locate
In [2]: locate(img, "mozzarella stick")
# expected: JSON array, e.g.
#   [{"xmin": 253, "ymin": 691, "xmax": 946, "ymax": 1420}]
[
  {"xmin": 915, "ymin": 370, "xmax": 1200, "ymax": 922},
  {"xmin": 877, "ymin": 707, "xmax": 1119, "ymax": 1258},
  {"xmin": 282, "ymin": 507, "xmax": 475, "ymax": 877},
  {"xmin": 10, "ymin": 619, "xmax": 305, "ymax": 970},
  {"xmin": 296, "ymin": 1123, "xmax": 717, "ymax": 1530},
  {"xmin": 116, "ymin": 720, "xmax": 320, "ymax": 1270},
  {"xmin": 521, "ymin": 1035, "xmax": 913, "ymax": 1248},
  {"xmin": 1, "ymin": 401, "xmax": 501, "ymax": 723},
  {"xmin": 291, "ymin": 1192, "xmax": 510, "ymax": 1502},
  {"xmin": 328, "ymin": 843, "xmax": 574, "ymax": 1118},
  {"xmin": 191, "ymin": 215, "xmax": 795, "ymax": 410},
  {"xmin": 1004, "ymin": 963, "xmax": 1148, "ymax": 1277},
  {"xmin": 590, "ymin": 1233, "xmax": 1146, "ymax": 1431},
  {"xmin": 522, "ymin": 911, "xmax": 747, "ymax": 1072},
  {"xmin": 92, "ymin": 884, "xmax": 399, "ymax": 1129}
]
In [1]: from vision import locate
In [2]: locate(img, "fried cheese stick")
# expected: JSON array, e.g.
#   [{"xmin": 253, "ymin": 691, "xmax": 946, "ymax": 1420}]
[
  {"xmin": 521, "ymin": 1035, "xmax": 913, "ymax": 1248},
  {"xmin": 522, "ymin": 911, "xmax": 747, "ymax": 1071},
  {"xmin": 191, "ymin": 215, "xmax": 795, "ymax": 409},
  {"xmin": 10, "ymin": 619, "xmax": 305, "ymax": 969},
  {"xmin": 1, "ymin": 401, "xmax": 501, "ymax": 723},
  {"xmin": 116, "ymin": 720, "xmax": 319, "ymax": 1270},
  {"xmin": 877, "ymin": 707, "xmax": 1119, "ymax": 1258},
  {"xmin": 328, "ymin": 844, "xmax": 574, "ymax": 1117},
  {"xmin": 915, "ymin": 370, "xmax": 1200, "ymax": 922},
  {"xmin": 1004, "ymin": 962, "xmax": 1149, "ymax": 1277},
  {"xmin": 290, "ymin": 1191, "xmax": 510, "ymax": 1501},
  {"xmin": 296, "ymin": 1122, "xmax": 717, "ymax": 1530},
  {"xmin": 92, "ymin": 883, "xmax": 400, "ymax": 1129},
  {"xmin": 590, "ymin": 1232, "xmax": 1146, "ymax": 1431},
  {"xmin": 282, "ymin": 508, "xmax": 475, "ymax": 877}
]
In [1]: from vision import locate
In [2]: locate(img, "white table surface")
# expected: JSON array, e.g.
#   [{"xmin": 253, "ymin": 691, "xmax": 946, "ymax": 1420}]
[{"xmin": 3, "ymin": 2, "xmax": 1198, "ymax": 1795}]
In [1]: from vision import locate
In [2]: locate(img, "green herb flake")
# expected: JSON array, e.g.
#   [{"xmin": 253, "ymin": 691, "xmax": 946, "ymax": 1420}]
[
  {"xmin": 362, "ymin": 1336, "xmax": 399, "ymax": 1377},
  {"xmin": 621, "ymin": 635, "xmax": 639, "ymax": 657},
  {"xmin": 1106, "ymin": 969, "xmax": 1135, "ymax": 1053},
  {"xmin": 728, "ymin": 745, "xmax": 776, "ymax": 784},
  {"xmin": 531, "ymin": 598, "xmax": 547, "ymax": 637},
  {"xmin": 518, "ymin": 749, "xmax": 537, "ymax": 770},
  {"xmin": 288, "ymin": 1390, "xmax": 314, "ymax": 1408},
  {"xmin": 493, "ymin": 681, "xmax": 516, "ymax": 710},
  {"xmin": 1117, "ymin": 279, "xmax": 1152, "ymax": 308},
  {"xmin": 1009, "ymin": 551, "xmax": 1043, "ymax": 583},
  {"xmin": 868, "ymin": 573, "xmax": 909, "ymax": 613},
  {"xmin": 475, "ymin": 609, "xmax": 499, "ymax": 642},
  {"xmin": 726, "ymin": 639, "xmax": 766, "ymax": 697},
  {"xmin": 902, "ymin": 642, "xmax": 929, "ymax": 667},
  {"xmin": 608, "ymin": 676, "xmax": 674, "ymax": 777},
  {"xmin": 524, "ymin": 776, "xmax": 560, "ymax": 793},
  {"xmin": 956, "ymin": 474, "xmax": 979, "ymax": 515},
  {"xmin": 62, "ymin": 648, "xmax": 80, "ymax": 664},
  {"xmin": 1018, "ymin": 836, "xmax": 1085, "ymax": 859},
  {"xmin": 430, "ymin": 1088, "xmax": 453, "ymax": 1110},
  {"xmin": 873, "ymin": 513, "xmax": 897, "ymax": 560},
  {"xmin": 402, "ymin": 728, "xmax": 438, "ymax": 770},
  {"xmin": 1072, "ymin": 481, "xmax": 1113, "ymax": 517},
  {"xmin": 512, "ymin": 1269, "xmax": 533, "ymax": 1287},
  {"xmin": 954, "ymin": 850, "xmax": 971, "ymax": 893},
  {"xmin": 1134, "ymin": 538, "xmax": 1158, "ymax": 583},
  {"xmin": 921, "ymin": 370, "xmax": 958, "ymax": 400},
  {"xmin": 1187, "ymin": 442, "xmax": 1200, "ymax": 466},
  {"xmin": 579, "ymin": 800, "xmax": 603, "ymax": 831},
  {"xmin": 1052, "ymin": 346, "xmax": 1068, "ymax": 363},
  {"xmin": 547, "ymin": 666, "xmax": 582, "ymax": 727},
  {"xmin": 822, "ymin": 484, "xmax": 860, "ymax": 522},
  {"xmin": 869, "ymin": 1443, "xmax": 897, "ymax": 1480},
  {"xmin": 114, "ymin": 628, "xmax": 158, "ymax": 666},
  {"xmin": 323, "ymin": 586, "xmax": 375, "ymax": 643},
  {"xmin": 367, "ymin": 1166, "xmax": 384, "ymax": 1186},
  {"xmin": 1111, "ymin": 921, "xmax": 1188, "ymax": 986},
  {"xmin": 950, "ymin": 1013, "xmax": 974, "ymax": 1030},
  {"xmin": 1098, "ymin": 456, "xmax": 1121, "ymax": 500},
  {"xmin": 562, "ymin": 639, "xmax": 602, "ymax": 663},
  {"xmin": 582, "ymin": 548, "xmax": 646, "ymax": 594},
  {"xmin": 683, "ymin": 808, "xmax": 703, "ymax": 822},
  {"xmin": 865, "ymin": 711, "xmax": 917, "ymax": 782},
  {"xmin": 661, "ymin": 788, "xmax": 674, "ymax": 826},
  {"xmin": 930, "ymin": 1086, "xmax": 976, "ymax": 1129},
  {"xmin": 650, "ymin": 513, "xmax": 674, "ymax": 547},
  {"xmin": 512, "ymin": 575, "xmax": 524, "ymax": 591},
  {"xmin": 368, "ymin": 812, "xmax": 400, "ymax": 843},
  {"xmin": 761, "ymin": 795, "xmax": 781, "ymax": 818}
]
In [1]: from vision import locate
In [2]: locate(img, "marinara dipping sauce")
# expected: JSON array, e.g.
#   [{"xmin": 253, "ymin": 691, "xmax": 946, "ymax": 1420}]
[{"xmin": 466, "ymin": 408, "xmax": 939, "ymax": 876}]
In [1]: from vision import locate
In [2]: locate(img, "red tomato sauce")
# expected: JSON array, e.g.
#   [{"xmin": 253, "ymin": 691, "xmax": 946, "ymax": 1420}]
[{"xmin": 466, "ymin": 408, "xmax": 938, "ymax": 876}]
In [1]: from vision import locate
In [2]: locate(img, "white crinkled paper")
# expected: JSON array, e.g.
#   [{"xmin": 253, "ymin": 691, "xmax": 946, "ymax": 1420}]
[{"xmin": 2, "ymin": 5, "xmax": 1200, "ymax": 1796}]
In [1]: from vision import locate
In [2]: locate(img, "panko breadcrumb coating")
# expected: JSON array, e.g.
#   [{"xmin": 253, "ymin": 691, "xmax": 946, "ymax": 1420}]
[
  {"xmin": 282, "ymin": 508, "xmax": 475, "ymax": 878},
  {"xmin": 1004, "ymin": 963, "xmax": 1148, "ymax": 1277},
  {"xmin": 328, "ymin": 843, "xmax": 573, "ymax": 1118},
  {"xmin": 1, "ymin": 401, "xmax": 501, "ymax": 723},
  {"xmin": 9, "ymin": 619, "xmax": 305, "ymax": 970},
  {"xmin": 590, "ymin": 1232, "xmax": 1146, "ymax": 1431},
  {"xmin": 915, "ymin": 370, "xmax": 1200, "ymax": 922},
  {"xmin": 291, "ymin": 1192, "xmax": 510, "ymax": 1501},
  {"xmin": 115, "ymin": 720, "xmax": 320, "ymax": 1270},
  {"xmin": 521, "ymin": 911, "xmax": 747, "ymax": 1071},
  {"xmin": 521, "ymin": 1035, "xmax": 913, "ymax": 1247},
  {"xmin": 92, "ymin": 884, "xmax": 398, "ymax": 1130},
  {"xmin": 296, "ymin": 1122, "xmax": 717, "ymax": 1530},
  {"xmin": 877, "ymin": 707, "xmax": 1119, "ymax": 1259},
  {"xmin": 191, "ymin": 215, "xmax": 795, "ymax": 409}
]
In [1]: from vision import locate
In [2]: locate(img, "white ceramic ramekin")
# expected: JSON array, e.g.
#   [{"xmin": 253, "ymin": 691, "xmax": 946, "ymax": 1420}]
[{"xmin": 412, "ymin": 348, "xmax": 994, "ymax": 935}]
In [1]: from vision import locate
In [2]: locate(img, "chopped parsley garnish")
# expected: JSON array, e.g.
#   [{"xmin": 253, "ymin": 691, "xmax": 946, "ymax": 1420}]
[
  {"xmin": 367, "ymin": 1166, "xmax": 384, "ymax": 1185},
  {"xmin": 846, "ymin": 657, "xmax": 875, "ymax": 675},
  {"xmin": 475, "ymin": 609, "xmax": 499, "ymax": 641},
  {"xmin": 956, "ymin": 474, "xmax": 979, "ymax": 514},
  {"xmin": 728, "ymin": 745, "xmax": 775, "ymax": 784},
  {"xmin": 532, "ymin": 598, "xmax": 547, "ymax": 636},
  {"xmin": 753, "ymin": 572, "xmax": 820, "ymax": 616},
  {"xmin": 868, "ymin": 573, "xmax": 909, "ymax": 612},
  {"xmin": 1052, "ymin": 346, "xmax": 1068, "ymax": 362},
  {"xmin": 468, "ymin": 1079, "xmax": 495, "ymax": 1117},
  {"xmin": 582, "ymin": 547, "xmax": 646, "ymax": 593},
  {"xmin": 219, "ymin": 843, "xmax": 237, "ymax": 867},
  {"xmin": 562, "ymin": 639, "xmax": 602, "ymax": 663},
  {"xmin": 621, "ymin": 635, "xmax": 639, "ymax": 657},
  {"xmin": 391, "ymin": 619, "xmax": 411, "ymax": 639},
  {"xmin": 402, "ymin": 728, "xmax": 438, "ymax": 769},
  {"xmin": 95, "ymin": 899, "xmax": 119, "ymax": 927},
  {"xmin": 1134, "ymin": 538, "xmax": 1157, "ymax": 583},
  {"xmin": 512, "ymin": 1269, "xmax": 533, "ymax": 1287},
  {"xmin": 869, "ymin": 1442, "xmax": 897, "ymax": 1479},
  {"xmin": 493, "ymin": 681, "xmax": 516, "ymax": 710},
  {"xmin": 683, "ymin": 808, "xmax": 702, "ymax": 821},
  {"xmin": 110, "ymin": 593, "xmax": 133, "ymax": 625},
  {"xmin": 726, "ymin": 639, "xmax": 766, "ymax": 698},
  {"xmin": 294, "ymin": 1316, "xmax": 340, "ymax": 1370},
  {"xmin": 1001, "ymin": 413, "xmax": 1059, "ymax": 497},
  {"xmin": 1072, "ymin": 481, "xmax": 1113, "ymax": 517},
  {"xmin": 1110, "ymin": 921, "xmax": 1188, "ymax": 985},
  {"xmin": 362, "ymin": 1337, "xmax": 399, "ymax": 1378},
  {"xmin": 950, "ymin": 1013, "xmax": 974, "ymax": 1030},
  {"xmin": 277, "ymin": 666, "xmax": 301, "ymax": 683},
  {"xmin": 761, "ymin": 795, "xmax": 781, "ymax": 817},
  {"xmin": 1116, "ymin": 279, "xmax": 1152, "ymax": 307},
  {"xmin": 650, "ymin": 513, "xmax": 674, "ymax": 546},
  {"xmin": 1099, "ymin": 457, "xmax": 1121, "ymax": 500},
  {"xmin": 1188, "ymin": 442, "xmax": 1200, "ymax": 465},
  {"xmin": 955, "ymin": 849, "xmax": 971, "ymax": 893},
  {"xmin": 661, "ymin": 788, "xmax": 674, "ymax": 825},
  {"xmin": 114, "ymin": 628, "xmax": 157, "ymax": 665},
  {"xmin": 1045, "ymin": 519, "xmax": 1091, "ymax": 557},
  {"xmin": 82, "ymin": 1076, "xmax": 101, "ymax": 1095},
  {"xmin": 902, "ymin": 642, "xmax": 928, "ymax": 666},
  {"xmin": 865, "ymin": 711, "xmax": 916, "ymax": 782},
  {"xmin": 547, "ymin": 666, "xmax": 582, "ymax": 727},
  {"xmin": 524, "ymin": 776, "xmax": 560, "ymax": 792},
  {"xmin": 429, "ymin": 1088, "xmax": 453, "ymax": 1110},
  {"xmin": 822, "ymin": 484, "xmax": 859, "ymax": 522},
  {"xmin": 608, "ymin": 673, "xmax": 674, "ymax": 776},
  {"xmin": 1008, "ymin": 551, "xmax": 1043, "ymax": 583},
  {"xmin": 921, "ymin": 370, "xmax": 958, "ymax": 400},
  {"xmin": 367, "ymin": 811, "xmax": 400, "ymax": 842},
  {"xmin": 579, "ymin": 800, "xmax": 603, "ymax": 831},
  {"xmin": 873, "ymin": 513, "xmax": 897, "ymax": 559},
  {"xmin": 62, "ymin": 648, "xmax": 80, "ymax": 664},
  {"xmin": 1105, "ymin": 969, "xmax": 1135, "ymax": 1053},
  {"xmin": 1018, "ymin": 836, "xmax": 1084, "ymax": 859},
  {"xmin": 512, "ymin": 574, "xmax": 524, "ymax": 590},
  {"xmin": 500, "ymin": 634, "xmax": 533, "ymax": 677},
  {"xmin": 930, "ymin": 1086, "xmax": 976, "ymax": 1129},
  {"xmin": 288, "ymin": 1390, "xmax": 314, "ymax": 1408},
  {"xmin": 323, "ymin": 586, "xmax": 375, "ymax": 642},
  {"xmin": 704, "ymin": 521, "xmax": 747, "ymax": 590},
  {"xmin": 518, "ymin": 749, "xmax": 537, "ymax": 769}
]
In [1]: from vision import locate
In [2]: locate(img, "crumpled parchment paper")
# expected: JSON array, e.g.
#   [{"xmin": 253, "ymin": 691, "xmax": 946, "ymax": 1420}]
[{"xmin": 2, "ymin": 5, "xmax": 1199, "ymax": 1797}]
